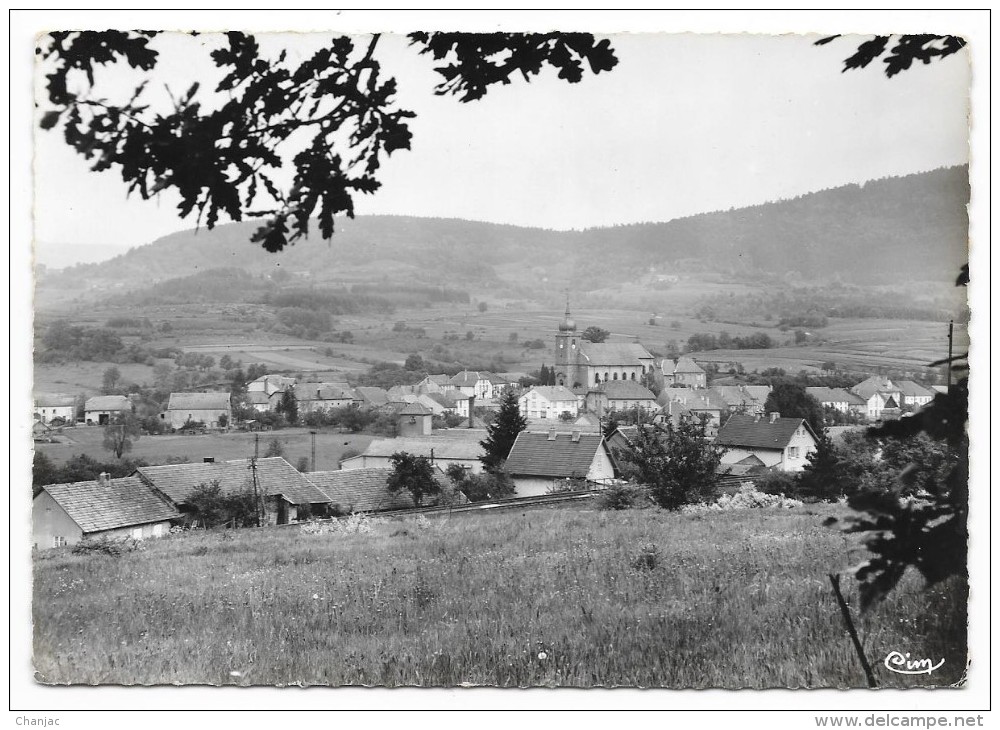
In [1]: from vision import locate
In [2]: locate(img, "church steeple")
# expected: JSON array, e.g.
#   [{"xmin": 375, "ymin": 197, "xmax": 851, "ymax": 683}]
[{"xmin": 559, "ymin": 292, "xmax": 576, "ymax": 332}]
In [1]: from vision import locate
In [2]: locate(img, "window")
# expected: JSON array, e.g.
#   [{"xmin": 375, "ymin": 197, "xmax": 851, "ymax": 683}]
[
  {"xmin": 630, "ymin": 372, "xmax": 636, "ymax": 380},
  {"xmin": 613, "ymin": 373, "xmax": 618, "ymax": 380},
  {"xmin": 132, "ymin": 527, "xmax": 144, "ymax": 539},
  {"xmin": 788, "ymin": 447, "xmax": 799, "ymax": 458},
  {"xmin": 53, "ymin": 536, "xmax": 67, "ymax": 548}
]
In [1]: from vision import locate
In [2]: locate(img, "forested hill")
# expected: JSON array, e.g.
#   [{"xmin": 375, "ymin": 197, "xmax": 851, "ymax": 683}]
[{"xmin": 50, "ymin": 165, "xmax": 967, "ymax": 288}]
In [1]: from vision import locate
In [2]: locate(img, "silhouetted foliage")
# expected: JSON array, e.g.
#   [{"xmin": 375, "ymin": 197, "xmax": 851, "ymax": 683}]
[
  {"xmin": 38, "ymin": 31, "xmax": 617, "ymax": 251},
  {"xmin": 581, "ymin": 326, "xmax": 610, "ymax": 343},
  {"xmin": 818, "ymin": 34, "xmax": 966, "ymax": 78},
  {"xmin": 763, "ymin": 383, "xmax": 826, "ymax": 433}
]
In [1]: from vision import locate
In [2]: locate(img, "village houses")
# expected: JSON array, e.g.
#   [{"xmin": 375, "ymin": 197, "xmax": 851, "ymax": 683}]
[
  {"xmin": 83, "ymin": 395, "xmax": 132, "ymax": 425},
  {"xmin": 519, "ymin": 385, "xmax": 579, "ymax": 421}
]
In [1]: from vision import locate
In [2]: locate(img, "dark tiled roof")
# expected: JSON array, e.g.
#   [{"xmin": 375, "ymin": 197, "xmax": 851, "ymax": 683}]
[
  {"xmin": 167, "ymin": 392, "xmax": 231, "ymax": 411},
  {"xmin": 450, "ymin": 371, "xmax": 483, "ymax": 387},
  {"xmin": 504, "ymin": 431, "xmax": 607, "ymax": 478},
  {"xmin": 307, "ymin": 467, "xmax": 458, "ymax": 513},
  {"xmin": 41, "ymin": 477, "xmax": 179, "ymax": 534},
  {"xmin": 577, "ymin": 342, "xmax": 653, "ymax": 367},
  {"xmin": 294, "ymin": 383, "xmax": 356, "ymax": 402},
  {"xmin": 596, "ymin": 381, "xmax": 657, "ymax": 400},
  {"xmin": 896, "ymin": 380, "xmax": 934, "ymax": 397},
  {"xmin": 84, "ymin": 395, "xmax": 131, "ymax": 411},
  {"xmin": 851, "ymin": 376, "xmax": 899, "ymax": 400},
  {"xmin": 355, "ymin": 387, "xmax": 391, "ymax": 407},
  {"xmin": 136, "ymin": 457, "xmax": 329, "ymax": 506},
  {"xmin": 712, "ymin": 385, "xmax": 771, "ymax": 407},
  {"xmin": 716, "ymin": 415, "xmax": 813, "ymax": 450},
  {"xmin": 398, "ymin": 402, "xmax": 433, "ymax": 416}
]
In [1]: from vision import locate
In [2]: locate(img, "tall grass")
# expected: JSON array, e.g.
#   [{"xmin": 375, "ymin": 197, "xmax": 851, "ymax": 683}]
[{"xmin": 32, "ymin": 506, "xmax": 967, "ymax": 687}]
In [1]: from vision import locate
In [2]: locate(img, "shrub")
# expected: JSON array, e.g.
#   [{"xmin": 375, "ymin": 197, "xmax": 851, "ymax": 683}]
[
  {"xmin": 630, "ymin": 544, "xmax": 661, "ymax": 571},
  {"xmin": 71, "ymin": 536, "xmax": 144, "ymax": 556},
  {"xmin": 754, "ymin": 470, "xmax": 800, "ymax": 497},
  {"xmin": 597, "ymin": 483, "xmax": 643, "ymax": 511}
]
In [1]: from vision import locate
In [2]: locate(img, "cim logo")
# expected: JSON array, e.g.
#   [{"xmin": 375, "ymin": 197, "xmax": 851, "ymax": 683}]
[{"xmin": 883, "ymin": 651, "xmax": 945, "ymax": 676}]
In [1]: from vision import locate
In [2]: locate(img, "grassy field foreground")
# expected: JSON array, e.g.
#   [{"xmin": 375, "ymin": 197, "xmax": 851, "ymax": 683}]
[{"xmin": 32, "ymin": 505, "xmax": 967, "ymax": 688}]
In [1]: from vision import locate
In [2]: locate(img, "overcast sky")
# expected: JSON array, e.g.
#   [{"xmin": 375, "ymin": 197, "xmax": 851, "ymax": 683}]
[{"xmin": 32, "ymin": 23, "xmax": 970, "ymax": 262}]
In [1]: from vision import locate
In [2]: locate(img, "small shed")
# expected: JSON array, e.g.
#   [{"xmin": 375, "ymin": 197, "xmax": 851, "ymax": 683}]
[{"xmin": 397, "ymin": 402, "xmax": 433, "ymax": 437}]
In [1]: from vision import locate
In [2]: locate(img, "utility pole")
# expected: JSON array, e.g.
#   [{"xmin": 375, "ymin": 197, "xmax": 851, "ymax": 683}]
[
  {"xmin": 947, "ymin": 319, "xmax": 955, "ymax": 390},
  {"xmin": 254, "ymin": 432, "xmax": 260, "ymax": 459}
]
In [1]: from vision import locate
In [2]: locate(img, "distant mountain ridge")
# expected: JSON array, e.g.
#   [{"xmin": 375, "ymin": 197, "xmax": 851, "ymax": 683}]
[{"xmin": 47, "ymin": 166, "xmax": 968, "ymax": 288}]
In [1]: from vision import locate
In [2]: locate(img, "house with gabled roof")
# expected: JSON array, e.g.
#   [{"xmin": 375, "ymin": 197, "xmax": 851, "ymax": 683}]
[
  {"xmin": 503, "ymin": 429, "xmax": 618, "ymax": 497},
  {"xmin": 658, "ymin": 387, "xmax": 728, "ymax": 434},
  {"xmin": 293, "ymin": 383, "xmax": 358, "ymax": 413},
  {"xmin": 135, "ymin": 457, "xmax": 330, "ymax": 525},
  {"xmin": 414, "ymin": 374, "xmax": 453, "ymax": 394},
  {"xmin": 33, "ymin": 393, "xmax": 76, "ymax": 424},
  {"xmin": 163, "ymin": 392, "xmax": 232, "ymax": 430},
  {"xmin": 711, "ymin": 385, "xmax": 772, "ymax": 415},
  {"xmin": 895, "ymin": 380, "xmax": 935, "ymax": 409},
  {"xmin": 449, "ymin": 370, "xmax": 508, "ymax": 400},
  {"xmin": 805, "ymin": 387, "xmax": 866, "ymax": 416},
  {"xmin": 519, "ymin": 386, "xmax": 579, "ymax": 421},
  {"xmin": 398, "ymin": 402, "xmax": 434, "ymax": 437},
  {"xmin": 662, "ymin": 357, "xmax": 707, "ymax": 388},
  {"xmin": 851, "ymin": 376, "xmax": 902, "ymax": 421},
  {"xmin": 307, "ymin": 467, "xmax": 465, "ymax": 514},
  {"xmin": 84, "ymin": 395, "xmax": 132, "ymax": 426},
  {"xmin": 425, "ymin": 391, "xmax": 471, "ymax": 419},
  {"xmin": 33, "ymin": 473, "xmax": 180, "ymax": 549},
  {"xmin": 716, "ymin": 413, "xmax": 819, "ymax": 472},
  {"xmin": 585, "ymin": 380, "xmax": 659, "ymax": 417},
  {"xmin": 354, "ymin": 386, "xmax": 393, "ymax": 410}
]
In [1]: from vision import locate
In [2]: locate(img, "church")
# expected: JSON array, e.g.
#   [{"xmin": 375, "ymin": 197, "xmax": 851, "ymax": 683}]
[{"xmin": 553, "ymin": 303, "xmax": 656, "ymax": 388}]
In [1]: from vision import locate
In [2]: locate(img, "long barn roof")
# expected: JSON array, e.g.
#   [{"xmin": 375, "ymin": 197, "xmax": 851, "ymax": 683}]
[{"xmin": 42, "ymin": 477, "xmax": 179, "ymax": 534}]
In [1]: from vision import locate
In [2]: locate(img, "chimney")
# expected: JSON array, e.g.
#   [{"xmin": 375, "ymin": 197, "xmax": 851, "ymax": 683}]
[
  {"xmin": 98, "ymin": 472, "xmax": 110, "ymax": 487},
  {"xmin": 571, "ymin": 430, "xmax": 581, "ymax": 443},
  {"xmin": 548, "ymin": 428, "xmax": 557, "ymax": 441},
  {"xmin": 203, "ymin": 457, "xmax": 215, "ymax": 463},
  {"xmin": 769, "ymin": 412, "xmax": 780, "ymax": 423}
]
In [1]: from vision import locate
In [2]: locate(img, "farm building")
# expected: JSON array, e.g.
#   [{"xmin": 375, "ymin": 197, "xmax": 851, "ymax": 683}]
[
  {"xmin": 83, "ymin": 395, "xmax": 132, "ymax": 425},
  {"xmin": 33, "ymin": 393, "xmax": 76, "ymax": 424},
  {"xmin": 354, "ymin": 387, "xmax": 393, "ymax": 410},
  {"xmin": 32, "ymin": 473, "xmax": 179, "ymax": 550},
  {"xmin": 519, "ymin": 385, "xmax": 579, "ymax": 421},
  {"xmin": 658, "ymin": 387, "xmax": 729, "ymax": 434},
  {"xmin": 245, "ymin": 375, "xmax": 296, "ymax": 412},
  {"xmin": 662, "ymin": 357, "xmax": 707, "ymax": 388},
  {"xmin": 426, "ymin": 391, "xmax": 472, "ymax": 418},
  {"xmin": 293, "ymin": 383, "xmax": 358, "ymax": 413},
  {"xmin": 135, "ymin": 457, "xmax": 330, "ymax": 525},
  {"xmin": 162, "ymin": 392, "xmax": 232, "ymax": 430},
  {"xmin": 716, "ymin": 413, "xmax": 819, "ymax": 473},
  {"xmin": 413, "ymin": 374, "xmax": 453, "ymax": 394},
  {"xmin": 307, "ymin": 467, "xmax": 464, "ymax": 514},
  {"xmin": 503, "ymin": 429, "xmax": 618, "ymax": 497},
  {"xmin": 585, "ymin": 380, "xmax": 659, "ymax": 417},
  {"xmin": 340, "ymin": 432, "xmax": 486, "ymax": 474}
]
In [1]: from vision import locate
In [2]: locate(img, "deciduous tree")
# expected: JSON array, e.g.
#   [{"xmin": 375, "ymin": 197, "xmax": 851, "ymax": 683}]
[
  {"xmin": 581, "ymin": 326, "xmax": 609, "ymax": 343},
  {"xmin": 387, "ymin": 451, "xmax": 440, "ymax": 507},
  {"xmin": 614, "ymin": 418, "xmax": 723, "ymax": 511},
  {"xmin": 102, "ymin": 411, "xmax": 141, "ymax": 459}
]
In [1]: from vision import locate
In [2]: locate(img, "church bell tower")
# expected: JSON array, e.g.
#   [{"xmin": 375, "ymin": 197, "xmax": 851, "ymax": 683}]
[{"xmin": 554, "ymin": 294, "xmax": 577, "ymax": 387}]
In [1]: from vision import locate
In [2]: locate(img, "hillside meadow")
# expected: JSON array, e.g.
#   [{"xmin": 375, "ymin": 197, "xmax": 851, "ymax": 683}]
[{"xmin": 32, "ymin": 505, "xmax": 967, "ymax": 688}]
